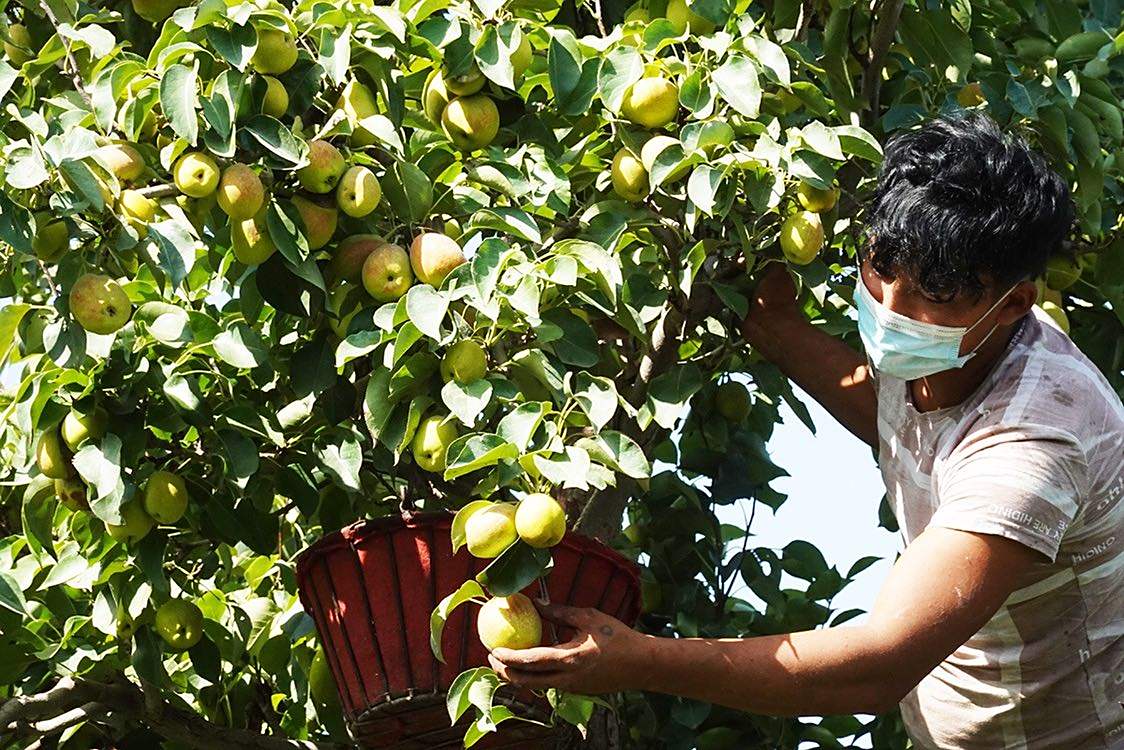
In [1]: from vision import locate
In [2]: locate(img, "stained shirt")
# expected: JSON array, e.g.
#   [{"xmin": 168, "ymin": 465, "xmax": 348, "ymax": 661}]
[{"xmin": 874, "ymin": 308, "xmax": 1124, "ymax": 749}]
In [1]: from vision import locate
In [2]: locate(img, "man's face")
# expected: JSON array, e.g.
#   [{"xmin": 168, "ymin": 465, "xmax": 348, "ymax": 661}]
[{"xmin": 858, "ymin": 258, "xmax": 1038, "ymax": 357}]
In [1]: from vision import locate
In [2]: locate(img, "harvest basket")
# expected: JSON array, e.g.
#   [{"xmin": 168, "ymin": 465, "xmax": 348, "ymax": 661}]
[{"xmin": 295, "ymin": 510, "xmax": 641, "ymax": 749}]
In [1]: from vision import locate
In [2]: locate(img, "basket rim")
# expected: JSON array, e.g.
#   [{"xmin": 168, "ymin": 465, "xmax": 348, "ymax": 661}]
[{"xmin": 295, "ymin": 509, "xmax": 641, "ymax": 589}]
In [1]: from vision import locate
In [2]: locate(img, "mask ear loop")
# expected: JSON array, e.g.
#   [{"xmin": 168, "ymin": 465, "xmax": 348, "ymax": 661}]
[{"xmin": 961, "ymin": 282, "xmax": 1022, "ymax": 356}]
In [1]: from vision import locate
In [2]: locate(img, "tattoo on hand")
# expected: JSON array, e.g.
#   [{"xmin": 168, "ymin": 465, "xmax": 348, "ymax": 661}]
[{"xmin": 600, "ymin": 625, "xmax": 614, "ymax": 636}]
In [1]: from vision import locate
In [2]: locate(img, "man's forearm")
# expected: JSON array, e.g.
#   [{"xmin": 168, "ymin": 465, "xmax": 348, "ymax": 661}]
[
  {"xmin": 634, "ymin": 627, "xmax": 902, "ymax": 716},
  {"xmin": 753, "ymin": 317, "xmax": 878, "ymax": 446}
]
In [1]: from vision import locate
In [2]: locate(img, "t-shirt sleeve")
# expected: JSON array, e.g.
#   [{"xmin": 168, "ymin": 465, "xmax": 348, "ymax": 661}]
[{"xmin": 931, "ymin": 424, "xmax": 1087, "ymax": 562}]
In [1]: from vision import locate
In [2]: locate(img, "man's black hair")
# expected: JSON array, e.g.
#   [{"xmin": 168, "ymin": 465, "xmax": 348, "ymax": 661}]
[{"xmin": 863, "ymin": 111, "xmax": 1074, "ymax": 301}]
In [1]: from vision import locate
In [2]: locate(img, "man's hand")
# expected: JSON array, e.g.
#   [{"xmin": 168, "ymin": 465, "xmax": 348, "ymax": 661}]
[
  {"xmin": 486, "ymin": 599, "xmax": 652, "ymax": 694},
  {"xmin": 740, "ymin": 262, "xmax": 804, "ymax": 356}
]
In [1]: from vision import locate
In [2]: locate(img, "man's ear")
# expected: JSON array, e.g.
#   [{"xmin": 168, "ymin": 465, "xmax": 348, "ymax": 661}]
[{"xmin": 998, "ymin": 280, "xmax": 1038, "ymax": 325}]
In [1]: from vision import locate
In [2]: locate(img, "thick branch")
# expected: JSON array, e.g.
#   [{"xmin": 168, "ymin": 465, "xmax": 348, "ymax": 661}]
[
  {"xmin": 859, "ymin": 0, "xmax": 905, "ymax": 124},
  {"xmin": 1, "ymin": 676, "xmax": 349, "ymax": 750}
]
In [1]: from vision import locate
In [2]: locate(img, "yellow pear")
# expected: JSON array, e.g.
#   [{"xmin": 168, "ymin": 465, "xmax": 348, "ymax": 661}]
[
  {"xmin": 477, "ymin": 593, "xmax": 542, "ymax": 651},
  {"xmin": 444, "ymin": 63, "xmax": 486, "ymax": 96},
  {"xmin": 217, "ymin": 164, "xmax": 264, "ymax": 220},
  {"xmin": 666, "ymin": 0, "xmax": 716, "ymax": 35},
  {"xmin": 409, "ymin": 232, "xmax": 465, "ymax": 287},
  {"xmin": 796, "ymin": 182, "xmax": 838, "ymax": 213},
  {"xmin": 173, "ymin": 152, "xmax": 220, "ymax": 198},
  {"xmin": 119, "ymin": 189, "xmax": 157, "ymax": 237},
  {"xmin": 251, "ymin": 28, "xmax": 298, "ymax": 75},
  {"xmin": 32, "ymin": 213, "xmax": 69, "ymax": 261},
  {"xmin": 154, "ymin": 599, "xmax": 204, "ymax": 650},
  {"xmin": 69, "ymin": 274, "xmax": 132, "ymax": 335},
  {"xmin": 465, "ymin": 502, "xmax": 518, "ymax": 558},
  {"xmin": 4, "ymin": 23, "xmax": 32, "ymax": 64},
  {"xmin": 514, "ymin": 493, "xmax": 566, "ymax": 548},
  {"xmin": 292, "ymin": 195, "xmax": 339, "ymax": 251},
  {"xmin": 441, "ymin": 95, "xmax": 499, "ymax": 151},
  {"xmin": 512, "ymin": 34, "xmax": 533, "ymax": 80},
  {"xmin": 620, "ymin": 76, "xmax": 679, "ymax": 128}
]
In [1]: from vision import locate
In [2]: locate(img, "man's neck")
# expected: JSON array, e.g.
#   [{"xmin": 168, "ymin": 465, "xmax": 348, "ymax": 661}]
[{"xmin": 908, "ymin": 318, "xmax": 1024, "ymax": 413}]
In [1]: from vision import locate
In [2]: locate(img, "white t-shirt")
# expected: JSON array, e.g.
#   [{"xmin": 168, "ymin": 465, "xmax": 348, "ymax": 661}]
[{"xmin": 874, "ymin": 308, "xmax": 1124, "ymax": 749}]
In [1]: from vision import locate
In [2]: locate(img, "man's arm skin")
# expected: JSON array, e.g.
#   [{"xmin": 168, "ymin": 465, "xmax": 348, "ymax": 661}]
[
  {"xmin": 741, "ymin": 264, "xmax": 878, "ymax": 447},
  {"xmin": 633, "ymin": 528, "xmax": 1043, "ymax": 715}
]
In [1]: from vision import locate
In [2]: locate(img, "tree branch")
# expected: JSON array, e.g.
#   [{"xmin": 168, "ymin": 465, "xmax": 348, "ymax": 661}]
[{"xmin": 859, "ymin": 0, "xmax": 905, "ymax": 125}]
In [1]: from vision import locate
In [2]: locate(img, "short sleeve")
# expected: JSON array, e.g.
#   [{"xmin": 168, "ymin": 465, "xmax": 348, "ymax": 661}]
[{"xmin": 930, "ymin": 424, "xmax": 1087, "ymax": 562}]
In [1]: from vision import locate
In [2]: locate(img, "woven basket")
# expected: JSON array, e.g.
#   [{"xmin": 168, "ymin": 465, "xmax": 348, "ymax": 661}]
[{"xmin": 295, "ymin": 510, "xmax": 641, "ymax": 748}]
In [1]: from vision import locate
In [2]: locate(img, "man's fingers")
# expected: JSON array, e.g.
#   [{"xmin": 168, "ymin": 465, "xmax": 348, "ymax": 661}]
[
  {"xmin": 489, "ymin": 643, "xmax": 580, "ymax": 670},
  {"xmin": 534, "ymin": 599, "xmax": 589, "ymax": 628},
  {"xmin": 489, "ymin": 655, "xmax": 571, "ymax": 689}
]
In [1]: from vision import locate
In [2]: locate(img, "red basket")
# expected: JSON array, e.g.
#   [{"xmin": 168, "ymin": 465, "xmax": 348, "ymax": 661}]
[{"xmin": 295, "ymin": 510, "xmax": 641, "ymax": 749}]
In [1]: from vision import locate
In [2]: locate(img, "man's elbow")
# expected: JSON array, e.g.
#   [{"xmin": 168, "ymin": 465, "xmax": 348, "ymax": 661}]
[{"xmin": 866, "ymin": 677, "xmax": 916, "ymax": 715}]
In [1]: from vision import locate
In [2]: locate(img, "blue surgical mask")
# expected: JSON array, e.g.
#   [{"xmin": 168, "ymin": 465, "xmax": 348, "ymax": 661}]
[{"xmin": 854, "ymin": 276, "xmax": 1017, "ymax": 381}]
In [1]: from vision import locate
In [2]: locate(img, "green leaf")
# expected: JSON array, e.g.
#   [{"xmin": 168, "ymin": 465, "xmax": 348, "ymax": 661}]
[
  {"xmin": 833, "ymin": 124, "xmax": 883, "ymax": 162},
  {"xmin": 597, "ymin": 46, "xmax": 644, "ymax": 113},
  {"xmin": 243, "ymin": 115, "xmax": 309, "ymax": 166},
  {"xmin": 573, "ymin": 373, "xmax": 617, "ymax": 431},
  {"xmin": 363, "ymin": 367, "xmax": 395, "ymax": 441},
  {"xmin": 0, "ymin": 572, "xmax": 28, "ymax": 616},
  {"xmin": 72, "ymin": 434, "xmax": 125, "ymax": 523},
  {"xmin": 430, "ymin": 579, "xmax": 484, "ymax": 663},
  {"xmin": 475, "ymin": 541, "xmax": 551, "ymax": 596},
  {"xmin": 577, "ymin": 430, "xmax": 650, "ymax": 479},
  {"xmin": 444, "ymin": 434, "xmax": 518, "ymax": 479},
  {"xmin": 161, "ymin": 64, "xmax": 199, "ymax": 145},
  {"xmin": 497, "ymin": 401, "xmax": 548, "ymax": 451},
  {"xmin": 451, "ymin": 500, "xmax": 493, "ymax": 554},
  {"xmin": 382, "ymin": 160, "xmax": 433, "ymax": 223},
  {"xmin": 213, "ymin": 324, "xmax": 268, "ymax": 369},
  {"xmin": 548, "ymin": 33, "xmax": 597, "ymax": 116},
  {"xmin": 447, "ymin": 667, "xmax": 496, "ymax": 724},
  {"xmin": 217, "ymin": 428, "xmax": 259, "ymax": 483},
  {"xmin": 205, "ymin": 22, "xmax": 256, "ymax": 70},
  {"xmin": 148, "ymin": 220, "xmax": 198, "ymax": 286},
  {"xmin": 406, "ymin": 284, "xmax": 448, "ymax": 340},
  {"xmin": 316, "ymin": 435, "xmax": 363, "ymax": 491},
  {"xmin": 713, "ymin": 55, "xmax": 760, "ymax": 118},
  {"xmin": 319, "ymin": 25, "xmax": 352, "ymax": 86},
  {"xmin": 442, "ymin": 378, "xmax": 493, "ymax": 428}
]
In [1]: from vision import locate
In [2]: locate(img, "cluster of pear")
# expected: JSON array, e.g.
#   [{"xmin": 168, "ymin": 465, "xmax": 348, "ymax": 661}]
[
  {"xmin": 420, "ymin": 33, "xmax": 532, "ymax": 152},
  {"xmin": 464, "ymin": 493, "xmax": 568, "ymax": 652},
  {"xmin": 778, "ymin": 181, "xmax": 838, "ymax": 265},
  {"xmin": 1034, "ymin": 254, "xmax": 1090, "ymax": 333},
  {"xmin": 35, "ymin": 404, "xmax": 191, "ymax": 544},
  {"xmin": 609, "ymin": 75, "xmax": 683, "ymax": 203}
]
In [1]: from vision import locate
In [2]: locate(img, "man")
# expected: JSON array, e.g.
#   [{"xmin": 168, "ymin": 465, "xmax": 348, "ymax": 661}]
[{"xmin": 487, "ymin": 113, "xmax": 1124, "ymax": 748}]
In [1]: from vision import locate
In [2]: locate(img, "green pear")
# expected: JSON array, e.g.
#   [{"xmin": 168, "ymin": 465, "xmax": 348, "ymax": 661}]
[
  {"xmin": 173, "ymin": 152, "xmax": 220, "ymax": 198},
  {"xmin": 477, "ymin": 594, "xmax": 542, "ymax": 651},
  {"xmin": 465, "ymin": 502, "xmax": 518, "ymax": 558},
  {"xmin": 443, "ymin": 63, "xmax": 486, "ymax": 96},
  {"xmin": 4, "ymin": 23, "xmax": 32, "ymax": 64},
  {"xmin": 422, "ymin": 69, "xmax": 452, "ymax": 125},
  {"xmin": 327, "ymin": 282, "xmax": 365, "ymax": 338},
  {"xmin": 361, "ymin": 242, "xmax": 413, "ymax": 302},
  {"xmin": 143, "ymin": 469, "xmax": 189, "ymax": 524},
  {"xmin": 32, "ymin": 212, "xmax": 69, "ymax": 261},
  {"xmin": 511, "ymin": 33, "xmax": 533, "ymax": 80},
  {"xmin": 440, "ymin": 340, "xmax": 487, "ymax": 383},
  {"xmin": 61, "ymin": 406, "xmax": 108, "ymax": 450},
  {"xmin": 37, "ymin": 429, "xmax": 71, "ymax": 479},
  {"xmin": 119, "ymin": 189, "xmax": 158, "ymax": 237},
  {"xmin": 261, "ymin": 75, "xmax": 288, "ymax": 118},
  {"xmin": 329, "ymin": 234, "xmax": 386, "ymax": 283},
  {"xmin": 154, "ymin": 599, "xmax": 204, "ymax": 650},
  {"xmin": 132, "ymin": 0, "xmax": 186, "ymax": 22},
  {"xmin": 620, "ymin": 76, "xmax": 679, "ymax": 128},
  {"xmin": 335, "ymin": 165, "xmax": 380, "ymax": 217},
  {"xmin": 715, "ymin": 381, "xmax": 750, "ymax": 422},
  {"xmin": 291, "ymin": 195, "xmax": 338, "ymax": 251},
  {"xmin": 69, "ymin": 274, "xmax": 132, "ymax": 335},
  {"xmin": 514, "ymin": 493, "xmax": 567, "ymax": 548},
  {"xmin": 106, "ymin": 501, "xmax": 154, "ymax": 543},
  {"xmin": 55, "ymin": 477, "xmax": 88, "ymax": 511},
  {"xmin": 441, "ymin": 95, "xmax": 499, "ymax": 151},
  {"xmin": 251, "ymin": 28, "xmax": 298, "ymax": 75},
  {"xmin": 335, "ymin": 79, "xmax": 378, "ymax": 146},
  {"xmin": 297, "ymin": 141, "xmax": 347, "ymax": 194},
  {"xmin": 216, "ymin": 164, "xmax": 265, "ymax": 220},
  {"xmin": 411, "ymin": 415, "xmax": 458, "ymax": 473},
  {"xmin": 610, "ymin": 148, "xmax": 648, "ymax": 202},
  {"xmin": 665, "ymin": 0, "xmax": 716, "ymax": 35},
  {"xmin": 96, "ymin": 143, "xmax": 145, "ymax": 182},
  {"xmin": 232, "ymin": 208, "xmax": 277, "ymax": 265},
  {"xmin": 409, "ymin": 231, "xmax": 465, "ymax": 287}
]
